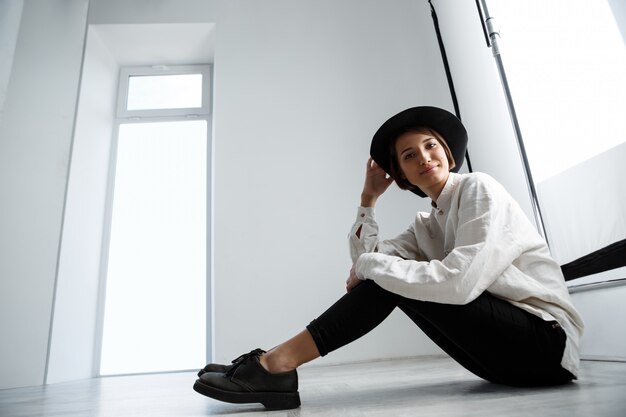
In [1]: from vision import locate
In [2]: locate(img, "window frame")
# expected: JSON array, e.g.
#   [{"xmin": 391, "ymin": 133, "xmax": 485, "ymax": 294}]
[{"xmin": 116, "ymin": 64, "xmax": 212, "ymax": 119}]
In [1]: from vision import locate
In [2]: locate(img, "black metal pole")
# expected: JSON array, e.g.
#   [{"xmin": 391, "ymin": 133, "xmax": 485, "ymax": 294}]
[{"xmin": 428, "ymin": 0, "xmax": 473, "ymax": 173}]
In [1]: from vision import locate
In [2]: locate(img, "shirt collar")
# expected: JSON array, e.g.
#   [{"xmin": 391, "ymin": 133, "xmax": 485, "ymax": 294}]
[{"xmin": 431, "ymin": 172, "xmax": 460, "ymax": 211}]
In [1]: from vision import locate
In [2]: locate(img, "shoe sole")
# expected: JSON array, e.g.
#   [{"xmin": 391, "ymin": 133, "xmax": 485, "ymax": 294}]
[{"xmin": 193, "ymin": 379, "xmax": 301, "ymax": 411}]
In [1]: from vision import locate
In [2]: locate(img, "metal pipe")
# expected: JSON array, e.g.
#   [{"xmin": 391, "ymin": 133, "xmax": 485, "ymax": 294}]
[
  {"xmin": 477, "ymin": 0, "xmax": 550, "ymax": 247},
  {"xmin": 567, "ymin": 278, "xmax": 626, "ymax": 294}
]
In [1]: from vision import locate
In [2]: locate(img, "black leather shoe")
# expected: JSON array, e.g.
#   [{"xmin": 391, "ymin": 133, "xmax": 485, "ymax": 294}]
[
  {"xmin": 197, "ymin": 348, "xmax": 266, "ymax": 377},
  {"xmin": 193, "ymin": 349, "xmax": 300, "ymax": 410}
]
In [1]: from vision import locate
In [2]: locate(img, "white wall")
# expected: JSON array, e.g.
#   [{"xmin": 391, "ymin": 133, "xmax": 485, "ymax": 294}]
[
  {"xmin": 538, "ymin": 143, "xmax": 626, "ymax": 265},
  {"xmin": 210, "ymin": 0, "xmax": 450, "ymax": 366},
  {"xmin": 571, "ymin": 281, "xmax": 626, "ymax": 361},
  {"xmin": 0, "ymin": 0, "xmax": 23, "ymax": 124},
  {"xmin": 46, "ymin": 27, "xmax": 119, "ymax": 385},
  {"xmin": 609, "ymin": 0, "xmax": 626, "ymax": 42},
  {"xmin": 88, "ymin": 0, "xmax": 217, "ymax": 25},
  {"xmin": 0, "ymin": 0, "xmax": 89, "ymax": 389},
  {"xmin": 566, "ymin": 264, "xmax": 626, "ymax": 362}
]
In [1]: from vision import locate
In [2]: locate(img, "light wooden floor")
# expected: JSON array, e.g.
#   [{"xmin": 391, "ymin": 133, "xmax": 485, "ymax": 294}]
[{"xmin": 1, "ymin": 356, "xmax": 625, "ymax": 417}]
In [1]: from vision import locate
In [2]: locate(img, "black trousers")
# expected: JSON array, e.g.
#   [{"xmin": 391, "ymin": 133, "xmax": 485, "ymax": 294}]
[{"xmin": 306, "ymin": 279, "xmax": 574, "ymax": 387}]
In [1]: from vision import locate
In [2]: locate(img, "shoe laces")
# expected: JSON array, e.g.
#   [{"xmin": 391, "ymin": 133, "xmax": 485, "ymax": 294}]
[{"xmin": 225, "ymin": 348, "xmax": 265, "ymax": 377}]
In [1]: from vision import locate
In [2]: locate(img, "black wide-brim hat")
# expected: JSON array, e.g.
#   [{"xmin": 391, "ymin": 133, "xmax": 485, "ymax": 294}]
[{"xmin": 370, "ymin": 106, "xmax": 468, "ymax": 198}]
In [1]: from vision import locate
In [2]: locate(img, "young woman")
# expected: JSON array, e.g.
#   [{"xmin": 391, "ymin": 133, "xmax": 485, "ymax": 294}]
[{"xmin": 193, "ymin": 106, "xmax": 584, "ymax": 411}]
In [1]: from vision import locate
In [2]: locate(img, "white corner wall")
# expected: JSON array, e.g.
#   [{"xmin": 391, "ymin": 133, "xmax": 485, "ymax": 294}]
[
  {"xmin": 46, "ymin": 27, "xmax": 119, "ymax": 385},
  {"xmin": 46, "ymin": 20, "xmax": 217, "ymax": 384},
  {"xmin": 0, "ymin": 0, "xmax": 23, "ymax": 124},
  {"xmin": 88, "ymin": 0, "xmax": 217, "ymax": 25},
  {"xmin": 0, "ymin": 0, "xmax": 89, "ymax": 390},
  {"xmin": 609, "ymin": 0, "xmax": 626, "ymax": 42}
]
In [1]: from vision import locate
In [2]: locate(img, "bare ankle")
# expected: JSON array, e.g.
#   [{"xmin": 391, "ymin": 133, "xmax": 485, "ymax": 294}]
[
  {"xmin": 258, "ymin": 330, "xmax": 319, "ymax": 374},
  {"xmin": 260, "ymin": 351, "xmax": 296, "ymax": 374}
]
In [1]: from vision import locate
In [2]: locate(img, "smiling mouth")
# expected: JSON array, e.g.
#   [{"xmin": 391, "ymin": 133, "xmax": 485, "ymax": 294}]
[{"xmin": 420, "ymin": 166, "xmax": 437, "ymax": 175}]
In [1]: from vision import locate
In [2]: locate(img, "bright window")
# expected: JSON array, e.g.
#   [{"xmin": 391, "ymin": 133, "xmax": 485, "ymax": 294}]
[
  {"xmin": 488, "ymin": 0, "xmax": 626, "ymax": 182},
  {"xmin": 487, "ymin": 1, "xmax": 626, "ymax": 268},
  {"xmin": 127, "ymin": 74, "xmax": 203, "ymax": 110},
  {"xmin": 116, "ymin": 65, "xmax": 211, "ymax": 118},
  {"xmin": 100, "ymin": 65, "xmax": 210, "ymax": 375}
]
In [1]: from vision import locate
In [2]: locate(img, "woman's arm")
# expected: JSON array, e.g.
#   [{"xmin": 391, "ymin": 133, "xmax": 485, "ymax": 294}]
[
  {"xmin": 360, "ymin": 157, "xmax": 394, "ymax": 208},
  {"xmin": 349, "ymin": 158, "xmax": 393, "ymax": 261},
  {"xmin": 354, "ymin": 174, "xmax": 524, "ymax": 304},
  {"xmin": 349, "ymin": 158, "xmax": 421, "ymax": 265}
]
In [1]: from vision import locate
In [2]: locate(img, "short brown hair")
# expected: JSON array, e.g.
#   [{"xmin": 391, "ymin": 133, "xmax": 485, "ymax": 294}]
[{"xmin": 388, "ymin": 127, "xmax": 456, "ymax": 191}]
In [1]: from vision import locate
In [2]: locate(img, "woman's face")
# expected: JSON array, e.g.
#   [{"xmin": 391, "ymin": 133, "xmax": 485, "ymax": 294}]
[{"xmin": 395, "ymin": 131, "xmax": 450, "ymax": 199}]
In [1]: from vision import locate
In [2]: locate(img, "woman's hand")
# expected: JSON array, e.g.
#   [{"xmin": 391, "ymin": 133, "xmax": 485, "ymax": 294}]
[
  {"xmin": 361, "ymin": 158, "xmax": 394, "ymax": 207},
  {"xmin": 346, "ymin": 264, "xmax": 362, "ymax": 292}
]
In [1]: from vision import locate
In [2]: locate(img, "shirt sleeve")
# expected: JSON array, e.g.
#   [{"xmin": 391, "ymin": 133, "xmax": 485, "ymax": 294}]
[
  {"xmin": 348, "ymin": 207, "xmax": 421, "ymax": 264},
  {"xmin": 354, "ymin": 176, "xmax": 524, "ymax": 305}
]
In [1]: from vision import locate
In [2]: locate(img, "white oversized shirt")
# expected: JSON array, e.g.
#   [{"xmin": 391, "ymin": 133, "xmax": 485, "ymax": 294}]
[{"xmin": 350, "ymin": 172, "xmax": 584, "ymax": 376}]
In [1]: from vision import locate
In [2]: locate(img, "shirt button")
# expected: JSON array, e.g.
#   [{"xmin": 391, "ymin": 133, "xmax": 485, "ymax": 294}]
[
  {"xmin": 438, "ymin": 210, "xmax": 444, "ymax": 215},
  {"xmin": 360, "ymin": 213, "xmax": 365, "ymax": 217}
]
